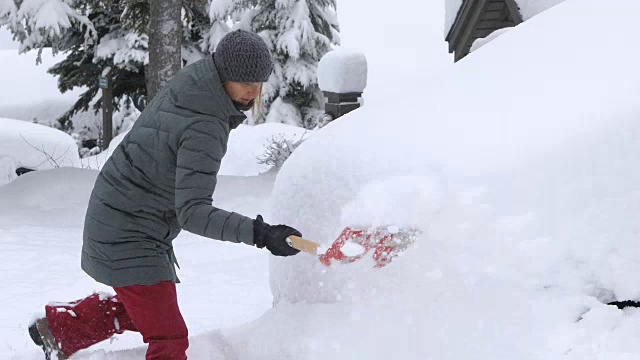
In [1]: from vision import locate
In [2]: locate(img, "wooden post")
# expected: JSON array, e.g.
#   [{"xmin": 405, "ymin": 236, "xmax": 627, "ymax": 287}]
[
  {"xmin": 323, "ymin": 91, "xmax": 363, "ymax": 120},
  {"xmin": 99, "ymin": 68, "xmax": 113, "ymax": 150}
]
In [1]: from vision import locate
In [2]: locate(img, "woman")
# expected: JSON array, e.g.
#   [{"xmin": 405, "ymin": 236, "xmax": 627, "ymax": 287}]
[{"xmin": 28, "ymin": 29, "xmax": 302, "ymax": 360}]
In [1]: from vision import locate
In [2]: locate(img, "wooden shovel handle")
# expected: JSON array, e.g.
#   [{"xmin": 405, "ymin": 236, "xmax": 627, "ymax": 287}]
[{"xmin": 287, "ymin": 235, "xmax": 321, "ymax": 255}]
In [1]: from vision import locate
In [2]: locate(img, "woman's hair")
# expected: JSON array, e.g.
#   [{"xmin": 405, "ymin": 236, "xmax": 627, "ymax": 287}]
[{"xmin": 252, "ymin": 84, "xmax": 264, "ymax": 117}]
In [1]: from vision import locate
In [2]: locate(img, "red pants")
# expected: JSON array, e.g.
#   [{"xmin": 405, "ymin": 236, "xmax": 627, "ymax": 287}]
[{"xmin": 45, "ymin": 281, "xmax": 189, "ymax": 359}]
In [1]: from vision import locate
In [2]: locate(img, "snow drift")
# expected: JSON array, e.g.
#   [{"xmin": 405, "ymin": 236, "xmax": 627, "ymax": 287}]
[{"xmin": 0, "ymin": 167, "xmax": 97, "ymax": 227}]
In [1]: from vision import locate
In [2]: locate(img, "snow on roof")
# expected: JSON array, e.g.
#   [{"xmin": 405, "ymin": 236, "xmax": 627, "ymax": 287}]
[{"xmin": 445, "ymin": 0, "xmax": 568, "ymax": 35}]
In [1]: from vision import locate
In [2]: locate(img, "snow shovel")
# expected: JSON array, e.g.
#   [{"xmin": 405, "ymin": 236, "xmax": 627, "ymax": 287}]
[{"xmin": 287, "ymin": 226, "xmax": 421, "ymax": 268}]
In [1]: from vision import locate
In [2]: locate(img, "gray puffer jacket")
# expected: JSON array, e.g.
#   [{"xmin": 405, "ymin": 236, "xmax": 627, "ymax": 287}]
[{"xmin": 81, "ymin": 57, "xmax": 254, "ymax": 287}]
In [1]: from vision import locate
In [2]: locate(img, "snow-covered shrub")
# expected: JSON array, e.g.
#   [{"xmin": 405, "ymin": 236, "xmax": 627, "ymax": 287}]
[{"xmin": 257, "ymin": 132, "xmax": 306, "ymax": 170}]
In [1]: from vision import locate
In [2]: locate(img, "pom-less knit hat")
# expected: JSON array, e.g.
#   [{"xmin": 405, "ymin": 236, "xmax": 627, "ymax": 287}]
[{"xmin": 213, "ymin": 30, "xmax": 274, "ymax": 83}]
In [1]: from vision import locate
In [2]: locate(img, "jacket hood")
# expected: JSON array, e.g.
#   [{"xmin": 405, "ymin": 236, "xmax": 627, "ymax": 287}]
[{"xmin": 168, "ymin": 57, "xmax": 247, "ymax": 129}]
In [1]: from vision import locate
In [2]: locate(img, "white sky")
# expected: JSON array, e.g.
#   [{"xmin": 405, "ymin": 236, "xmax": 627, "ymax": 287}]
[{"xmin": 0, "ymin": 28, "xmax": 18, "ymax": 49}]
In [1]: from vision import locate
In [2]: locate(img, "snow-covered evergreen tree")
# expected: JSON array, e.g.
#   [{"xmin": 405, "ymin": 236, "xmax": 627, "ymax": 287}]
[
  {"xmin": 1, "ymin": 0, "xmax": 212, "ymax": 133},
  {"xmin": 47, "ymin": 1, "xmax": 147, "ymax": 131},
  {"xmin": 0, "ymin": 0, "xmax": 95, "ymax": 60},
  {"xmin": 210, "ymin": 0, "xmax": 340, "ymax": 129}
]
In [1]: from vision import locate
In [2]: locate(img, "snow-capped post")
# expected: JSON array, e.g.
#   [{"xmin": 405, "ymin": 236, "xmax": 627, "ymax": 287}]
[
  {"xmin": 318, "ymin": 49, "xmax": 368, "ymax": 124},
  {"xmin": 99, "ymin": 67, "xmax": 113, "ymax": 150}
]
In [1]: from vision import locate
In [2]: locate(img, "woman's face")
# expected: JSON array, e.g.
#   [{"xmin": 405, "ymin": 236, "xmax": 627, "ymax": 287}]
[{"xmin": 223, "ymin": 82, "xmax": 262, "ymax": 106}]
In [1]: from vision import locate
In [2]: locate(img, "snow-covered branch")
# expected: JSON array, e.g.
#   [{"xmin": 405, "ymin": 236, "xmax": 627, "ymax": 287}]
[
  {"xmin": 0, "ymin": 0, "xmax": 17, "ymax": 25},
  {"xmin": 9, "ymin": 0, "xmax": 96, "ymax": 61}
]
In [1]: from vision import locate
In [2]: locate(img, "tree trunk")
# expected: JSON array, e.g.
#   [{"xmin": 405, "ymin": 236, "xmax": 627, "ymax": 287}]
[{"xmin": 147, "ymin": 0, "xmax": 183, "ymax": 101}]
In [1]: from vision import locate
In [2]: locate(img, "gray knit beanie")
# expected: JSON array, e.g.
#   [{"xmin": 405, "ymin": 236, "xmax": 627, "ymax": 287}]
[{"xmin": 213, "ymin": 30, "xmax": 274, "ymax": 83}]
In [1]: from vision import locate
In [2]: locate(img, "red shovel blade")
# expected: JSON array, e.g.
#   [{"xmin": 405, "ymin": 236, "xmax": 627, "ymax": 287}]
[{"xmin": 319, "ymin": 226, "xmax": 421, "ymax": 268}]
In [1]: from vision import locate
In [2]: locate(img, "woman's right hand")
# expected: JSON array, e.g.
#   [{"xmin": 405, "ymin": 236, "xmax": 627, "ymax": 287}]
[{"xmin": 252, "ymin": 215, "xmax": 301, "ymax": 257}]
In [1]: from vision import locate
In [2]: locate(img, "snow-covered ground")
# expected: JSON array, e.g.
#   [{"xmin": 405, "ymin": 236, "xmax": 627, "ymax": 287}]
[{"xmin": 0, "ymin": 167, "xmax": 275, "ymax": 359}]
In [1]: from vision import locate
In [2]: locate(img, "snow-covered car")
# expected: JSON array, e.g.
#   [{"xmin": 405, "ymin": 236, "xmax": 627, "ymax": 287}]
[
  {"xmin": 0, "ymin": 117, "xmax": 80, "ymax": 185},
  {"xmin": 266, "ymin": 0, "xmax": 640, "ymax": 358}
]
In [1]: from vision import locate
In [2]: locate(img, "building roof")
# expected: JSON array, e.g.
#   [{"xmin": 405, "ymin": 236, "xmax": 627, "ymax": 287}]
[
  {"xmin": 445, "ymin": 0, "xmax": 567, "ymax": 36},
  {"xmin": 446, "ymin": 0, "xmax": 522, "ymax": 61}
]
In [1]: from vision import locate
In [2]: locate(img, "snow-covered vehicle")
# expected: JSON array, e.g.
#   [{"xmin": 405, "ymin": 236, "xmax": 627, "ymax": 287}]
[
  {"xmin": 0, "ymin": 117, "xmax": 80, "ymax": 185},
  {"xmin": 265, "ymin": 0, "xmax": 640, "ymax": 358}
]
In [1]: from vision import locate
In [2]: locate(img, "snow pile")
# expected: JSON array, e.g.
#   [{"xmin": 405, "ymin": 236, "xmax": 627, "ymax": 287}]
[
  {"xmin": 0, "ymin": 167, "xmax": 97, "ymax": 227},
  {"xmin": 317, "ymin": 48, "xmax": 367, "ymax": 93},
  {"xmin": 0, "ymin": 117, "xmax": 80, "ymax": 171}
]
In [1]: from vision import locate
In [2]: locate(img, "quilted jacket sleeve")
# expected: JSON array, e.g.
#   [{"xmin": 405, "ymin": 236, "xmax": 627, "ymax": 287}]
[{"xmin": 174, "ymin": 120, "xmax": 254, "ymax": 245}]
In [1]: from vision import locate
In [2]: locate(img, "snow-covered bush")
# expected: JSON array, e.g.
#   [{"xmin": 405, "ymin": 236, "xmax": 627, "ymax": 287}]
[
  {"xmin": 220, "ymin": 123, "xmax": 311, "ymax": 176},
  {"xmin": 256, "ymin": 132, "xmax": 306, "ymax": 170}
]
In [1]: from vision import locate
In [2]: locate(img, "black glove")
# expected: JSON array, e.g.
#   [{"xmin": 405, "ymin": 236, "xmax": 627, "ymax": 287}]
[{"xmin": 253, "ymin": 215, "xmax": 301, "ymax": 257}]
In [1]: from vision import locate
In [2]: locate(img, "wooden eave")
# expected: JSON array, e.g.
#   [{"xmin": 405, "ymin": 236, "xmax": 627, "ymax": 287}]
[{"xmin": 445, "ymin": 0, "xmax": 524, "ymax": 60}]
